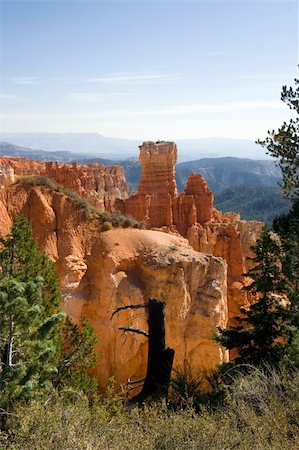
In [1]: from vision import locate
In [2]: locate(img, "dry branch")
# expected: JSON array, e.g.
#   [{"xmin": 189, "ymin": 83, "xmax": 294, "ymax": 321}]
[
  {"xmin": 111, "ymin": 303, "xmax": 147, "ymax": 320},
  {"xmin": 118, "ymin": 327, "xmax": 149, "ymax": 338}
]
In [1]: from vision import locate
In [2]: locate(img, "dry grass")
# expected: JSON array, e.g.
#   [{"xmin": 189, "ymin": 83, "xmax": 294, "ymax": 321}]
[{"xmin": 1, "ymin": 368, "xmax": 298, "ymax": 449}]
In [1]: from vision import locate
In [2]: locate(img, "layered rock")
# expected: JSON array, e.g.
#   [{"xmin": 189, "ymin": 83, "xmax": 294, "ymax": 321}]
[
  {"xmin": 138, "ymin": 141, "xmax": 178, "ymax": 195},
  {"xmin": 44, "ymin": 161, "xmax": 128, "ymax": 210},
  {"xmin": 0, "ymin": 156, "xmax": 44, "ymax": 179},
  {"xmin": 116, "ymin": 142, "xmax": 218, "ymax": 229},
  {"xmin": 0, "ymin": 156, "xmax": 128, "ymax": 210},
  {"xmin": 116, "ymin": 141, "xmax": 264, "ymax": 326},
  {"xmin": 0, "ymin": 165, "xmax": 15, "ymax": 188},
  {"xmin": 0, "ymin": 183, "xmax": 228, "ymax": 389}
]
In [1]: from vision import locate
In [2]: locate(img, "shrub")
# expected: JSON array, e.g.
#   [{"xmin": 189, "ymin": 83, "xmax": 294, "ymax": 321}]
[
  {"xmin": 101, "ymin": 221, "xmax": 113, "ymax": 231},
  {"xmin": 17, "ymin": 177, "xmax": 145, "ymax": 228},
  {"xmin": 17, "ymin": 176, "xmax": 63, "ymax": 192}
]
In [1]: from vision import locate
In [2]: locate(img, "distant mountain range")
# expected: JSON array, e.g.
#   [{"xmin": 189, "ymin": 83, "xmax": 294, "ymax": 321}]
[
  {"xmin": 175, "ymin": 157, "xmax": 281, "ymax": 193},
  {"xmin": 0, "ymin": 142, "xmax": 112, "ymax": 164},
  {"xmin": 0, "ymin": 133, "xmax": 269, "ymax": 161}
]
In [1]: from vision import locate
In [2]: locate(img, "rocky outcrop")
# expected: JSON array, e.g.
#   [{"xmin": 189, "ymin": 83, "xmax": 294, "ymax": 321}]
[
  {"xmin": 0, "ymin": 183, "xmax": 228, "ymax": 390},
  {"xmin": 0, "ymin": 156, "xmax": 128, "ymax": 210},
  {"xmin": 138, "ymin": 141, "xmax": 178, "ymax": 195},
  {"xmin": 0, "ymin": 165, "xmax": 15, "ymax": 188},
  {"xmin": 116, "ymin": 142, "xmax": 218, "ymax": 229},
  {"xmin": 0, "ymin": 156, "xmax": 44, "ymax": 179},
  {"xmin": 116, "ymin": 141, "xmax": 264, "ymax": 326},
  {"xmin": 44, "ymin": 161, "xmax": 128, "ymax": 210}
]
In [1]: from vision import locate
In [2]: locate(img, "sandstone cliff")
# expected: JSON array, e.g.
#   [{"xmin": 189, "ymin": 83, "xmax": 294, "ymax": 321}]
[
  {"xmin": 0, "ymin": 156, "xmax": 128, "ymax": 211},
  {"xmin": 116, "ymin": 142, "xmax": 264, "ymax": 326},
  {"xmin": 0, "ymin": 183, "xmax": 228, "ymax": 389}
]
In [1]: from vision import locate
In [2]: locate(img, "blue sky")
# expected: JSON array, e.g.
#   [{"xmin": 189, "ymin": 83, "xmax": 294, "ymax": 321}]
[{"xmin": 0, "ymin": 0, "xmax": 298, "ymax": 140}]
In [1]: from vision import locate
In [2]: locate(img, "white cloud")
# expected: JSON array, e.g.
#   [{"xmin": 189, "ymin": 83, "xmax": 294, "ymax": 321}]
[
  {"xmin": 87, "ymin": 72, "xmax": 181, "ymax": 84},
  {"xmin": 142, "ymin": 100, "xmax": 283, "ymax": 115},
  {"xmin": 0, "ymin": 94, "xmax": 25, "ymax": 101},
  {"xmin": 11, "ymin": 77, "xmax": 39, "ymax": 85},
  {"xmin": 0, "ymin": 100, "xmax": 283, "ymax": 121},
  {"xmin": 238, "ymin": 73, "xmax": 294, "ymax": 80},
  {"xmin": 68, "ymin": 92, "xmax": 131, "ymax": 101}
]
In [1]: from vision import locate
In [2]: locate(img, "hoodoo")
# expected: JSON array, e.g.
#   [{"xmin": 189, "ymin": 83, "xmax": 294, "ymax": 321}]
[{"xmin": 116, "ymin": 141, "xmax": 263, "ymax": 327}]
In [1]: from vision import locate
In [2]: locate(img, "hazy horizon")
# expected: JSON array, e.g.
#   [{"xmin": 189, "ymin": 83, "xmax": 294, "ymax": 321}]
[{"xmin": 0, "ymin": 132, "xmax": 272, "ymax": 161}]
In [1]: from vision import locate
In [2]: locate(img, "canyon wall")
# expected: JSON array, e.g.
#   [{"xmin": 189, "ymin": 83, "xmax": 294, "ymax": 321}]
[
  {"xmin": 116, "ymin": 141, "xmax": 263, "ymax": 325},
  {"xmin": 0, "ymin": 183, "xmax": 228, "ymax": 390},
  {"xmin": 0, "ymin": 142, "xmax": 264, "ymax": 387},
  {"xmin": 0, "ymin": 156, "xmax": 128, "ymax": 211}
]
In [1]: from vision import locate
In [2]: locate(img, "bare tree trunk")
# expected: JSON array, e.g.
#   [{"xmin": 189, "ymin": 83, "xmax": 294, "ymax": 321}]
[{"xmin": 131, "ymin": 299, "xmax": 174, "ymax": 404}]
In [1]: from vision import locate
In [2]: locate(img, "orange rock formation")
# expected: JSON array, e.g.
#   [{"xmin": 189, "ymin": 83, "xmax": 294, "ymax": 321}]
[
  {"xmin": 0, "ymin": 183, "xmax": 228, "ymax": 389},
  {"xmin": 0, "ymin": 142, "xmax": 263, "ymax": 387},
  {"xmin": 116, "ymin": 141, "xmax": 263, "ymax": 325},
  {"xmin": 0, "ymin": 156, "xmax": 128, "ymax": 211}
]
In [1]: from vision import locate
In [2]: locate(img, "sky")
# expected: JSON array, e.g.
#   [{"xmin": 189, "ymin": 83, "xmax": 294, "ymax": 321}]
[{"xmin": 0, "ymin": 0, "xmax": 298, "ymax": 141}]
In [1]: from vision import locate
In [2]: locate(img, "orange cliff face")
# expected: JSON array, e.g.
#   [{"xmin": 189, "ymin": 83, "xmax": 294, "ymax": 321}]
[
  {"xmin": 0, "ymin": 183, "xmax": 228, "ymax": 390},
  {"xmin": 116, "ymin": 141, "xmax": 264, "ymax": 326},
  {"xmin": 0, "ymin": 156, "xmax": 128, "ymax": 211}
]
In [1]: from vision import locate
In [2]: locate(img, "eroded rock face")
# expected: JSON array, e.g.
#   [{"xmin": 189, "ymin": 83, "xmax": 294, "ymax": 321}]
[
  {"xmin": 0, "ymin": 156, "xmax": 44, "ymax": 180},
  {"xmin": 0, "ymin": 184, "xmax": 228, "ymax": 389},
  {"xmin": 116, "ymin": 142, "xmax": 218, "ymax": 229},
  {"xmin": 0, "ymin": 165, "xmax": 15, "ymax": 188},
  {"xmin": 45, "ymin": 161, "xmax": 128, "ymax": 210},
  {"xmin": 0, "ymin": 156, "xmax": 128, "ymax": 211},
  {"xmin": 138, "ymin": 141, "xmax": 178, "ymax": 195},
  {"xmin": 116, "ymin": 141, "xmax": 264, "ymax": 326}
]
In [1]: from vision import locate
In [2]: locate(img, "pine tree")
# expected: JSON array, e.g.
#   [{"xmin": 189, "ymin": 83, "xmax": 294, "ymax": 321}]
[
  {"xmin": 258, "ymin": 78, "xmax": 299, "ymax": 198},
  {"xmin": 0, "ymin": 215, "xmax": 61, "ymax": 315},
  {"xmin": 0, "ymin": 216, "xmax": 98, "ymax": 412},
  {"xmin": 54, "ymin": 317, "xmax": 97, "ymax": 394},
  {"xmin": 272, "ymin": 199, "xmax": 299, "ymax": 366},
  {"xmin": 216, "ymin": 227, "xmax": 290, "ymax": 366},
  {"xmin": 0, "ymin": 276, "xmax": 64, "ymax": 411}
]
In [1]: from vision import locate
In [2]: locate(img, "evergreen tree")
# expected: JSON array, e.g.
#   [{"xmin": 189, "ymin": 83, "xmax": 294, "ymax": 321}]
[
  {"xmin": 0, "ymin": 216, "xmax": 98, "ymax": 413},
  {"xmin": 0, "ymin": 215, "xmax": 61, "ymax": 315},
  {"xmin": 54, "ymin": 317, "xmax": 97, "ymax": 394},
  {"xmin": 258, "ymin": 78, "xmax": 299, "ymax": 198},
  {"xmin": 273, "ymin": 198, "xmax": 299, "ymax": 288},
  {"xmin": 273, "ymin": 199, "xmax": 299, "ymax": 365},
  {"xmin": 216, "ymin": 227, "xmax": 290, "ymax": 366},
  {"xmin": 0, "ymin": 276, "xmax": 64, "ymax": 410},
  {"xmin": 217, "ymin": 76, "xmax": 299, "ymax": 369}
]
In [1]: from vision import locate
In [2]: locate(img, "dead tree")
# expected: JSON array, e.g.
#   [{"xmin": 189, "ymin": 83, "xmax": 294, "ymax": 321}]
[{"xmin": 111, "ymin": 298, "xmax": 174, "ymax": 404}]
